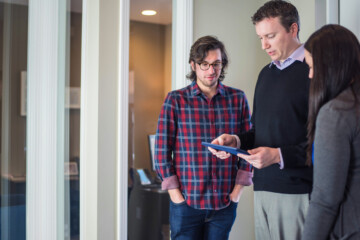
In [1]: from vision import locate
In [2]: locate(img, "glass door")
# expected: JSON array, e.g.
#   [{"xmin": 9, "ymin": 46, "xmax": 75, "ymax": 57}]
[
  {"xmin": 66, "ymin": 1, "xmax": 83, "ymax": 239},
  {"xmin": 0, "ymin": 2, "xmax": 28, "ymax": 239},
  {"xmin": 128, "ymin": 1, "xmax": 172, "ymax": 239},
  {"xmin": 0, "ymin": 1, "xmax": 82, "ymax": 239}
]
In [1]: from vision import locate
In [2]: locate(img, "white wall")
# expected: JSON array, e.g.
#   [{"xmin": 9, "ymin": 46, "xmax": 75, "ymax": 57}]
[
  {"xmin": 194, "ymin": 0, "xmax": 267, "ymax": 110},
  {"xmin": 340, "ymin": 0, "xmax": 360, "ymax": 40},
  {"xmin": 193, "ymin": 1, "xmax": 315, "ymax": 239},
  {"xmin": 80, "ymin": 0, "xmax": 127, "ymax": 239},
  {"xmin": 292, "ymin": 0, "xmax": 316, "ymax": 42},
  {"xmin": 194, "ymin": 0, "xmax": 315, "ymax": 109}
]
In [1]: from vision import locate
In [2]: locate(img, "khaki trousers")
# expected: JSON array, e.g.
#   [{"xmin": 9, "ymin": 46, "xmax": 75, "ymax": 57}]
[{"xmin": 254, "ymin": 191, "xmax": 309, "ymax": 240}]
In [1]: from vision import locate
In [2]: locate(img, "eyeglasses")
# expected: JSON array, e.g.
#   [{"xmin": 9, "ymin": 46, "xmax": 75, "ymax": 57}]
[{"xmin": 197, "ymin": 62, "xmax": 222, "ymax": 71}]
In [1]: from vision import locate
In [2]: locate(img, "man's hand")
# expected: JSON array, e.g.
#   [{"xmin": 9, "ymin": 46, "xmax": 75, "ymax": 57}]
[
  {"xmin": 237, "ymin": 147, "xmax": 280, "ymax": 169},
  {"xmin": 208, "ymin": 134, "xmax": 237, "ymax": 159},
  {"xmin": 168, "ymin": 188, "xmax": 185, "ymax": 204},
  {"xmin": 229, "ymin": 184, "xmax": 244, "ymax": 203}
]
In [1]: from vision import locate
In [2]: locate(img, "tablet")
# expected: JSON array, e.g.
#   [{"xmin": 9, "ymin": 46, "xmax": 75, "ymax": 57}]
[{"xmin": 202, "ymin": 142, "xmax": 250, "ymax": 156}]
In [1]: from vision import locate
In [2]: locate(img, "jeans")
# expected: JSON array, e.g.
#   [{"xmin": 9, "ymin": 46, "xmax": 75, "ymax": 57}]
[{"xmin": 169, "ymin": 200, "xmax": 238, "ymax": 240}]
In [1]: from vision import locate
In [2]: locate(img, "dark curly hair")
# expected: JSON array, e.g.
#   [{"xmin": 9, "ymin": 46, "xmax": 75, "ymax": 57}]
[{"xmin": 186, "ymin": 35, "xmax": 228, "ymax": 82}]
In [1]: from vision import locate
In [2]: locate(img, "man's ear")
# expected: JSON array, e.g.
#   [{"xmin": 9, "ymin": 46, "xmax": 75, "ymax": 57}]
[
  {"xmin": 190, "ymin": 61, "xmax": 195, "ymax": 71},
  {"xmin": 290, "ymin": 22, "xmax": 299, "ymax": 38}
]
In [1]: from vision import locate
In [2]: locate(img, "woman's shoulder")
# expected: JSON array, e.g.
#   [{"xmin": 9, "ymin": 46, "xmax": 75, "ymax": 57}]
[
  {"xmin": 321, "ymin": 86, "xmax": 358, "ymax": 115},
  {"xmin": 317, "ymin": 86, "xmax": 359, "ymax": 136}
]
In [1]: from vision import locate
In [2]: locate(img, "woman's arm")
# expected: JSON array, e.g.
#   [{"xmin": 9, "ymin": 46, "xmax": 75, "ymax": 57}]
[{"xmin": 302, "ymin": 105, "xmax": 352, "ymax": 240}]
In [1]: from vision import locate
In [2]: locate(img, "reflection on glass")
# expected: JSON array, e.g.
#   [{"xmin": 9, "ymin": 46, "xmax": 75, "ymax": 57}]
[
  {"xmin": 128, "ymin": 1, "xmax": 172, "ymax": 239},
  {"xmin": 0, "ymin": 2, "xmax": 28, "ymax": 239},
  {"xmin": 66, "ymin": 2, "xmax": 82, "ymax": 239},
  {"xmin": 0, "ymin": 1, "xmax": 82, "ymax": 239}
]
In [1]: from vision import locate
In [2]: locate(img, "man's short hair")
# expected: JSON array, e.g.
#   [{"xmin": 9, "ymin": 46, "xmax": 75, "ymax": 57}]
[
  {"xmin": 187, "ymin": 35, "xmax": 228, "ymax": 82},
  {"xmin": 251, "ymin": 0, "xmax": 300, "ymax": 38}
]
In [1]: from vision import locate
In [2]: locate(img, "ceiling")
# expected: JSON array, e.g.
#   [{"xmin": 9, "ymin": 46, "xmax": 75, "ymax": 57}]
[
  {"xmin": 130, "ymin": 0, "xmax": 172, "ymax": 25},
  {"xmin": 71, "ymin": 0, "xmax": 172, "ymax": 24},
  {"xmin": 1, "ymin": 0, "xmax": 172, "ymax": 25}
]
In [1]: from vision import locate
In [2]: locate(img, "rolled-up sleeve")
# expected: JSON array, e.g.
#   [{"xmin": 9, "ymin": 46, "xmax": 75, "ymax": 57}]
[
  {"xmin": 161, "ymin": 175, "xmax": 180, "ymax": 190},
  {"xmin": 235, "ymin": 169, "xmax": 253, "ymax": 186},
  {"xmin": 155, "ymin": 93, "xmax": 177, "ymax": 181}
]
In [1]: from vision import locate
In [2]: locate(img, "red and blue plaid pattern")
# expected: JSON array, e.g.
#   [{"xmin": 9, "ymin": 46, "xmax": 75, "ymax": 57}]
[{"xmin": 155, "ymin": 81, "xmax": 252, "ymax": 210}]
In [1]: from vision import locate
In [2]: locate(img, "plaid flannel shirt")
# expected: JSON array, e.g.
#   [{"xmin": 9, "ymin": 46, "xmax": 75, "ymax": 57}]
[{"xmin": 155, "ymin": 81, "xmax": 253, "ymax": 210}]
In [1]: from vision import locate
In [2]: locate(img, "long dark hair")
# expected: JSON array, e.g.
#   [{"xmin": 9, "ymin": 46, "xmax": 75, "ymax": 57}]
[{"xmin": 305, "ymin": 24, "xmax": 360, "ymax": 165}]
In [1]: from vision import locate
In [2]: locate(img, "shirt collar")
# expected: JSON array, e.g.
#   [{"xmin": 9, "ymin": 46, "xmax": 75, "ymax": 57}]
[
  {"xmin": 270, "ymin": 44, "xmax": 305, "ymax": 69},
  {"xmin": 190, "ymin": 80, "xmax": 226, "ymax": 96}
]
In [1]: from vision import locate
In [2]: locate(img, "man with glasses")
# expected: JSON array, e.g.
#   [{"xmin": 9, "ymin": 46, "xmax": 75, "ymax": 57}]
[{"xmin": 154, "ymin": 35, "xmax": 253, "ymax": 240}]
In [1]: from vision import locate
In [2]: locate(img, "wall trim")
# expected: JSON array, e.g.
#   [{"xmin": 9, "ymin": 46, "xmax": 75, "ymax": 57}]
[
  {"xmin": 80, "ymin": 0, "xmax": 191, "ymax": 238},
  {"xmin": 80, "ymin": 0, "xmax": 99, "ymax": 239},
  {"xmin": 326, "ymin": 0, "xmax": 339, "ymax": 24},
  {"xmin": 26, "ymin": 0, "xmax": 67, "ymax": 239},
  {"xmin": 172, "ymin": 0, "xmax": 193, "ymax": 90},
  {"xmin": 117, "ymin": 0, "xmax": 129, "ymax": 239}
]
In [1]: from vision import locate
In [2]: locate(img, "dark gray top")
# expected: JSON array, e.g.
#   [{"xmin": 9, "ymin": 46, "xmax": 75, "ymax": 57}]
[{"xmin": 302, "ymin": 85, "xmax": 360, "ymax": 239}]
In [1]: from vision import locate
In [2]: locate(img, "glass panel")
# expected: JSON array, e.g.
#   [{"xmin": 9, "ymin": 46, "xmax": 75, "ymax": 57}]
[
  {"xmin": 0, "ymin": 1, "xmax": 82, "ymax": 239},
  {"xmin": 0, "ymin": 2, "xmax": 28, "ymax": 239},
  {"xmin": 128, "ymin": 1, "xmax": 172, "ymax": 239},
  {"xmin": 66, "ymin": 1, "xmax": 82, "ymax": 239}
]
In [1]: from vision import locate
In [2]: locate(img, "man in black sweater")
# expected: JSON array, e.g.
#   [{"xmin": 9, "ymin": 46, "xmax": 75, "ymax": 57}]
[{"xmin": 209, "ymin": 1, "xmax": 312, "ymax": 239}]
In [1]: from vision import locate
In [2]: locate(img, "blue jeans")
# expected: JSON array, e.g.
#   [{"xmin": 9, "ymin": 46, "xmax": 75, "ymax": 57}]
[{"xmin": 169, "ymin": 200, "xmax": 238, "ymax": 240}]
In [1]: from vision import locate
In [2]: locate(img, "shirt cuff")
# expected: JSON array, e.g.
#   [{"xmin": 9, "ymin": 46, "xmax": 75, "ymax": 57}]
[
  {"xmin": 278, "ymin": 148, "xmax": 284, "ymax": 169},
  {"xmin": 235, "ymin": 169, "xmax": 253, "ymax": 186},
  {"xmin": 161, "ymin": 175, "xmax": 180, "ymax": 190},
  {"xmin": 233, "ymin": 135, "xmax": 241, "ymax": 148}
]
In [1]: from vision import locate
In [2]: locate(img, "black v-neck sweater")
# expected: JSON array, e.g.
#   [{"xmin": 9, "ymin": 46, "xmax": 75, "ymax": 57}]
[{"xmin": 240, "ymin": 61, "xmax": 313, "ymax": 194}]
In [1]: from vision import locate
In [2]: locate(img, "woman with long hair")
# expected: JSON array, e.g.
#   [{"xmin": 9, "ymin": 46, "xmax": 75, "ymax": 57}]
[{"xmin": 302, "ymin": 24, "xmax": 360, "ymax": 239}]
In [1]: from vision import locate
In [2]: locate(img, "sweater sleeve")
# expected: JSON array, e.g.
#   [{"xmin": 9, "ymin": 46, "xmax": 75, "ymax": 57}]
[
  {"xmin": 238, "ymin": 128, "xmax": 255, "ymax": 150},
  {"xmin": 237, "ymin": 92, "xmax": 254, "ymax": 172},
  {"xmin": 302, "ymin": 105, "xmax": 352, "ymax": 240},
  {"xmin": 279, "ymin": 141, "xmax": 307, "ymax": 168},
  {"xmin": 238, "ymin": 91, "xmax": 256, "ymax": 150}
]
